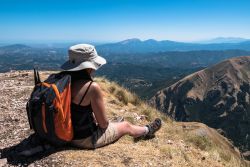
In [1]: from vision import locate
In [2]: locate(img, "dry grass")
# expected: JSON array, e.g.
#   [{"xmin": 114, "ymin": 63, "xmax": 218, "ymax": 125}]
[
  {"xmin": 96, "ymin": 77, "xmax": 142, "ymax": 106},
  {"xmin": 90, "ymin": 76, "xmax": 248, "ymax": 167},
  {"xmin": 186, "ymin": 135, "xmax": 213, "ymax": 151}
]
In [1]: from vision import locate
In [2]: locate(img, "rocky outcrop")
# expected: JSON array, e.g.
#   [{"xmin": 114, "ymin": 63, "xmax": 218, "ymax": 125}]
[
  {"xmin": 150, "ymin": 56, "xmax": 250, "ymax": 158},
  {"xmin": 0, "ymin": 70, "xmax": 249, "ymax": 166}
]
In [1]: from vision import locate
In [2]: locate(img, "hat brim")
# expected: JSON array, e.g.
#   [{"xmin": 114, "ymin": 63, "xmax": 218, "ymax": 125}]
[{"xmin": 61, "ymin": 55, "xmax": 106, "ymax": 71}]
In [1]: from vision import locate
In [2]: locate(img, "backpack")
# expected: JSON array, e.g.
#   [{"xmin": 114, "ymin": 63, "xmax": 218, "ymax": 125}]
[{"xmin": 26, "ymin": 69, "xmax": 73, "ymax": 146}]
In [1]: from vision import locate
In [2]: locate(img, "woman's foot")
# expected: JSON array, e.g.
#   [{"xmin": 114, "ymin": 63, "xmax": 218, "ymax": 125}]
[
  {"xmin": 145, "ymin": 118, "xmax": 162, "ymax": 138},
  {"xmin": 134, "ymin": 118, "xmax": 162, "ymax": 141}
]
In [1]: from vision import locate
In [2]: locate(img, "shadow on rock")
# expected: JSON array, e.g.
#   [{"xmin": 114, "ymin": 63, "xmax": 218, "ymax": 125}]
[{"xmin": 0, "ymin": 134, "xmax": 78, "ymax": 166}]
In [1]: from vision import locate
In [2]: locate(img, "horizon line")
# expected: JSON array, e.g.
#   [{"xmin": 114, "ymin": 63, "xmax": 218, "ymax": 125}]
[{"xmin": 0, "ymin": 36, "xmax": 250, "ymax": 45}]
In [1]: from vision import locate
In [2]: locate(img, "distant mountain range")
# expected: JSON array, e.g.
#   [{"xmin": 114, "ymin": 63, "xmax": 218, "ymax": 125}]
[
  {"xmin": 1, "ymin": 37, "xmax": 250, "ymax": 53},
  {"xmin": 198, "ymin": 37, "xmax": 249, "ymax": 44},
  {"xmin": 96, "ymin": 38, "xmax": 250, "ymax": 54}
]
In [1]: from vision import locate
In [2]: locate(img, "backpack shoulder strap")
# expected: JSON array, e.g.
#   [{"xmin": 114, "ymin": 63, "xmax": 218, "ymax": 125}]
[
  {"xmin": 78, "ymin": 81, "xmax": 93, "ymax": 106},
  {"xmin": 33, "ymin": 68, "xmax": 41, "ymax": 85}
]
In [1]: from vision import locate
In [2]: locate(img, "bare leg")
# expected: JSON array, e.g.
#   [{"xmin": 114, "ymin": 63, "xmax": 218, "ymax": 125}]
[{"xmin": 113, "ymin": 121, "xmax": 146, "ymax": 139}]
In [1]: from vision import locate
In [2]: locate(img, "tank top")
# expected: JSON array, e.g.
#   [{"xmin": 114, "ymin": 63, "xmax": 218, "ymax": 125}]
[{"xmin": 71, "ymin": 81, "xmax": 98, "ymax": 139}]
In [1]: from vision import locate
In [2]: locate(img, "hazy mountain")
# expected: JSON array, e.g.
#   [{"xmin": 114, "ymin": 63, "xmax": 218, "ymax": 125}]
[
  {"xmin": 0, "ymin": 44, "xmax": 31, "ymax": 52},
  {"xmin": 97, "ymin": 39, "xmax": 193, "ymax": 54},
  {"xmin": 198, "ymin": 37, "xmax": 249, "ymax": 44},
  {"xmin": 150, "ymin": 56, "xmax": 250, "ymax": 156},
  {"xmin": 96, "ymin": 38, "xmax": 250, "ymax": 54}
]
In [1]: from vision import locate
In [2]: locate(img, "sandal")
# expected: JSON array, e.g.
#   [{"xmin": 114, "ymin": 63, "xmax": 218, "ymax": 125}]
[
  {"xmin": 134, "ymin": 118, "xmax": 162, "ymax": 142},
  {"xmin": 145, "ymin": 118, "xmax": 162, "ymax": 137}
]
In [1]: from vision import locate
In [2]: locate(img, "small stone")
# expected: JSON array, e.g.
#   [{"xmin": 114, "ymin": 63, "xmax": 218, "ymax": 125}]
[
  {"xmin": 167, "ymin": 140, "xmax": 173, "ymax": 144},
  {"xmin": 28, "ymin": 163, "xmax": 35, "ymax": 167},
  {"xmin": 0, "ymin": 158, "xmax": 7, "ymax": 166},
  {"xmin": 14, "ymin": 118, "xmax": 19, "ymax": 122}
]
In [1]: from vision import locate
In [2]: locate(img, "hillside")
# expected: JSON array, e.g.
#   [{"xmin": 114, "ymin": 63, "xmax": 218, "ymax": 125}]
[
  {"xmin": 150, "ymin": 56, "xmax": 250, "ymax": 159},
  {"xmin": 0, "ymin": 71, "xmax": 249, "ymax": 166}
]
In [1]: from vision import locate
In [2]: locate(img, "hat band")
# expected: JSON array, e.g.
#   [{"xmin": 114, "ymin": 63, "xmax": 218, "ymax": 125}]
[{"xmin": 69, "ymin": 53, "xmax": 98, "ymax": 64}]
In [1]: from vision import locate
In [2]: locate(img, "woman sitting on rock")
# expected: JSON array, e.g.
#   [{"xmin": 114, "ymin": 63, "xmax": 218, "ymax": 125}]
[{"xmin": 61, "ymin": 44, "xmax": 162, "ymax": 149}]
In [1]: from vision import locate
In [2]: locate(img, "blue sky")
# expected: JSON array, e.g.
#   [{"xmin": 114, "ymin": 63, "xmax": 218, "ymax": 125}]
[{"xmin": 0, "ymin": 0, "xmax": 250, "ymax": 42}]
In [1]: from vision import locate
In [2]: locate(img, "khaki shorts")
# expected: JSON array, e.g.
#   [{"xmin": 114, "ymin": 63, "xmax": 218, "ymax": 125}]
[{"xmin": 71, "ymin": 122, "xmax": 118, "ymax": 149}]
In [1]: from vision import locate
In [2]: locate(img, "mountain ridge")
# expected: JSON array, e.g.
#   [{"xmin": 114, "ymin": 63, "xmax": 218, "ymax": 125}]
[
  {"xmin": 150, "ymin": 56, "xmax": 250, "ymax": 159},
  {"xmin": 197, "ymin": 37, "xmax": 249, "ymax": 44},
  {"xmin": 97, "ymin": 38, "xmax": 250, "ymax": 53}
]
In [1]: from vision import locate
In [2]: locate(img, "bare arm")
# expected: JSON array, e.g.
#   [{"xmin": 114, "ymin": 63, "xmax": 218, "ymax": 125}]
[{"xmin": 90, "ymin": 82, "xmax": 109, "ymax": 129}]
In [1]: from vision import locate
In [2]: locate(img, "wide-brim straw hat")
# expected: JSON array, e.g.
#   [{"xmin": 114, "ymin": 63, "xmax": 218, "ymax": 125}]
[{"xmin": 61, "ymin": 44, "xmax": 106, "ymax": 71}]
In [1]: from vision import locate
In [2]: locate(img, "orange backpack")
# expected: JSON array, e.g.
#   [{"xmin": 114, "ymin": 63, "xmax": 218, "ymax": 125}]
[{"xmin": 26, "ymin": 69, "xmax": 73, "ymax": 145}]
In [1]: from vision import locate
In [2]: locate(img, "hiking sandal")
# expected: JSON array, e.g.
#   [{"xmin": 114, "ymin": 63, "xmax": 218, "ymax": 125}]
[
  {"xmin": 134, "ymin": 118, "xmax": 162, "ymax": 142},
  {"xmin": 145, "ymin": 118, "xmax": 162, "ymax": 137}
]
